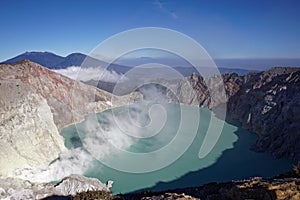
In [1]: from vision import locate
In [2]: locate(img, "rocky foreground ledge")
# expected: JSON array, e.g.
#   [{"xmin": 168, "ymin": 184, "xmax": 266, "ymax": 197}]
[
  {"xmin": 0, "ymin": 174, "xmax": 112, "ymax": 200},
  {"xmin": 37, "ymin": 166, "xmax": 299, "ymax": 200},
  {"xmin": 1, "ymin": 168, "xmax": 299, "ymax": 200},
  {"xmin": 120, "ymin": 177, "xmax": 300, "ymax": 200}
]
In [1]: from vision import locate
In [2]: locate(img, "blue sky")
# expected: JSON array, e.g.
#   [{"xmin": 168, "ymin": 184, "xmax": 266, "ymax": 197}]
[{"xmin": 0, "ymin": 0, "xmax": 300, "ymax": 61}]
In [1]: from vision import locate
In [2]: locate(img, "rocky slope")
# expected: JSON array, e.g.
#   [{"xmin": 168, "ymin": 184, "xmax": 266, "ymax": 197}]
[{"xmin": 0, "ymin": 60, "xmax": 126, "ymax": 178}]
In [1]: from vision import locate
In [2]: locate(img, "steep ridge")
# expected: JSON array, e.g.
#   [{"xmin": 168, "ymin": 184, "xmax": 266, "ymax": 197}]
[
  {"xmin": 163, "ymin": 72, "xmax": 251, "ymax": 108},
  {"xmin": 0, "ymin": 60, "xmax": 124, "ymax": 178}
]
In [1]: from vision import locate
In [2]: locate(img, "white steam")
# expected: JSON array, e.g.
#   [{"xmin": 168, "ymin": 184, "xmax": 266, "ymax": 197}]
[
  {"xmin": 82, "ymin": 113, "xmax": 138, "ymax": 160},
  {"xmin": 14, "ymin": 148, "xmax": 93, "ymax": 183},
  {"xmin": 54, "ymin": 66, "xmax": 123, "ymax": 82},
  {"xmin": 14, "ymin": 84, "xmax": 179, "ymax": 183}
]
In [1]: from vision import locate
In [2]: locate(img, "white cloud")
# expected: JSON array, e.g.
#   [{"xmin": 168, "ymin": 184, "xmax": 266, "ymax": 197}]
[
  {"xmin": 153, "ymin": 0, "xmax": 178, "ymax": 19},
  {"xmin": 54, "ymin": 66, "xmax": 124, "ymax": 83}
]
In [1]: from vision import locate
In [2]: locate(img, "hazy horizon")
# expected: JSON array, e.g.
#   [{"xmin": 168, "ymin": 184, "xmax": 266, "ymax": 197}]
[{"xmin": 2, "ymin": 50, "xmax": 300, "ymax": 71}]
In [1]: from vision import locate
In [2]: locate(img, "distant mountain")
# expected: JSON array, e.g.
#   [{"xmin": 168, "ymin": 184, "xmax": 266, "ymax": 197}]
[
  {"xmin": 1, "ymin": 52, "xmax": 123, "ymax": 70},
  {"xmin": 1, "ymin": 52, "xmax": 105, "ymax": 69},
  {"xmin": 172, "ymin": 66, "xmax": 256, "ymax": 76},
  {"xmin": 54, "ymin": 53, "xmax": 88, "ymax": 68},
  {"xmin": 54, "ymin": 53, "xmax": 110, "ymax": 69},
  {"xmin": 1, "ymin": 52, "xmax": 65, "ymax": 69},
  {"xmin": 116, "ymin": 56, "xmax": 300, "ymax": 71}
]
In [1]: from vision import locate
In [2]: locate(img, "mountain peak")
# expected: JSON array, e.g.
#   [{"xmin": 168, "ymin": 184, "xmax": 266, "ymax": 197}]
[
  {"xmin": 1, "ymin": 51, "xmax": 74, "ymax": 69},
  {"xmin": 66, "ymin": 52, "xmax": 87, "ymax": 57}
]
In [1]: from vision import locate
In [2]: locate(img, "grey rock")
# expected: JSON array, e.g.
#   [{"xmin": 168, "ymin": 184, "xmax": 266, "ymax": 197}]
[
  {"xmin": 0, "ymin": 174, "xmax": 111, "ymax": 200},
  {"xmin": 135, "ymin": 67, "xmax": 300, "ymax": 159},
  {"xmin": 162, "ymin": 67, "xmax": 300, "ymax": 160},
  {"xmin": 228, "ymin": 67, "xmax": 300, "ymax": 159}
]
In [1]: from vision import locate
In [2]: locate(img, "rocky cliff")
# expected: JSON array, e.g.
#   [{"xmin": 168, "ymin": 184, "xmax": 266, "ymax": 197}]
[
  {"xmin": 0, "ymin": 79, "xmax": 65, "ymax": 178},
  {"xmin": 163, "ymin": 67, "xmax": 300, "ymax": 160},
  {"xmin": 0, "ymin": 60, "xmax": 123, "ymax": 178},
  {"xmin": 228, "ymin": 67, "xmax": 300, "ymax": 159},
  {"xmin": 163, "ymin": 72, "xmax": 249, "ymax": 108}
]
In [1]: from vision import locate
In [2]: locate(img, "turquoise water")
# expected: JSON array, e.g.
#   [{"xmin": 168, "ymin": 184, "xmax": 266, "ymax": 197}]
[{"xmin": 61, "ymin": 104, "xmax": 294, "ymax": 194}]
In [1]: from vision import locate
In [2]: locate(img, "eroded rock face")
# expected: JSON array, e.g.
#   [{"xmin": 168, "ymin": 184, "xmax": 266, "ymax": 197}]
[
  {"xmin": 0, "ymin": 80, "xmax": 66, "ymax": 178},
  {"xmin": 140, "ymin": 67, "xmax": 300, "ymax": 160},
  {"xmin": 156, "ymin": 72, "xmax": 251, "ymax": 109},
  {"xmin": 0, "ymin": 60, "xmax": 120, "ymax": 178},
  {"xmin": 0, "ymin": 60, "xmax": 116, "ymax": 131},
  {"xmin": 228, "ymin": 67, "xmax": 300, "ymax": 159}
]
